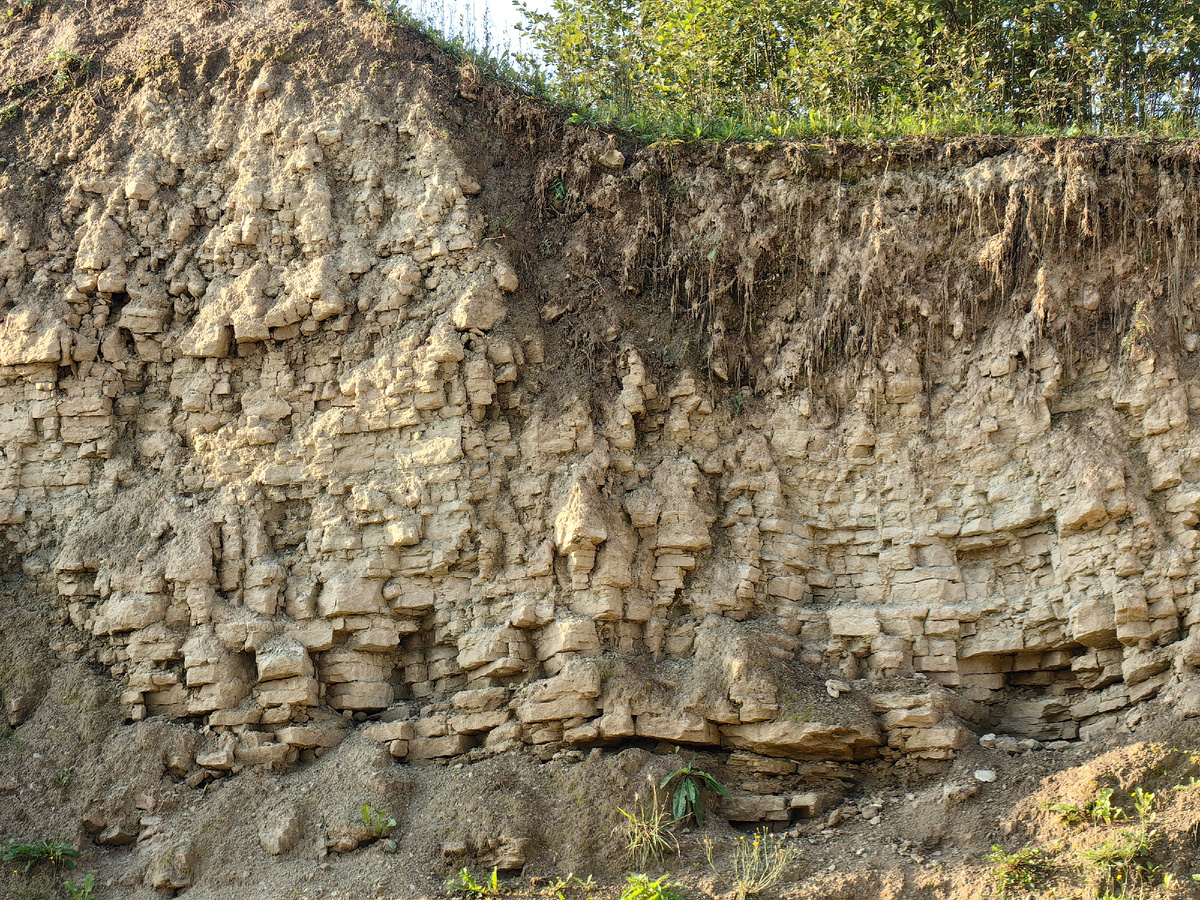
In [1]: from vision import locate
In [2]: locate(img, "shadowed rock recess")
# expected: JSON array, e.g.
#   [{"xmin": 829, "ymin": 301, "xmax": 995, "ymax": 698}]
[{"xmin": 6, "ymin": 0, "xmax": 1200, "ymax": 850}]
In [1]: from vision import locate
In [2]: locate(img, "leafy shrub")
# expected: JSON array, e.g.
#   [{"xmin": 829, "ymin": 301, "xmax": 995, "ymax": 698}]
[
  {"xmin": 1079, "ymin": 787, "xmax": 1161, "ymax": 899},
  {"xmin": 2, "ymin": 838, "xmax": 79, "ymax": 873},
  {"xmin": 46, "ymin": 49, "xmax": 91, "ymax": 90},
  {"xmin": 513, "ymin": 0, "xmax": 1200, "ymax": 136},
  {"xmin": 660, "ymin": 756, "xmax": 728, "ymax": 825}
]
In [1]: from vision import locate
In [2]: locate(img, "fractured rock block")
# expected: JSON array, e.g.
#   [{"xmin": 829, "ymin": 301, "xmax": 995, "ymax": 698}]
[
  {"xmin": 276, "ymin": 725, "xmax": 345, "ymax": 749},
  {"xmin": 256, "ymin": 635, "xmax": 313, "ymax": 682},
  {"xmin": 517, "ymin": 696, "xmax": 596, "ymax": 723},
  {"xmin": 326, "ymin": 681, "xmax": 394, "ymax": 711},
  {"xmin": 235, "ymin": 737, "xmax": 291, "ymax": 767},
  {"xmin": 408, "ymin": 733, "xmax": 473, "ymax": 761},
  {"xmin": 1069, "ymin": 596, "xmax": 1119, "ymax": 648},
  {"xmin": 720, "ymin": 720, "xmax": 880, "ymax": 761},
  {"xmin": 94, "ymin": 594, "xmax": 169, "ymax": 634},
  {"xmin": 317, "ymin": 572, "xmax": 386, "ymax": 617},
  {"xmin": 536, "ymin": 618, "xmax": 600, "ymax": 660},
  {"xmin": 364, "ymin": 720, "xmax": 416, "ymax": 742},
  {"xmin": 719, "ymin": 793, "xmax": 788, "ymax": 822},
  {"xmin": 254, "ymin": 675, "xmax": 319, "ymax": 708},
  {"xmin": 452, "ymin": 283, "xmax": 507, "ymax": 332},
  {"xmin": 634, "ymin": 712, "xmax": 719, "ymax": 745}
]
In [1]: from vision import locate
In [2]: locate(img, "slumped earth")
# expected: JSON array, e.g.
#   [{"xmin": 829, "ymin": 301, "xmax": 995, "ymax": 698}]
[{"xmin": 3, "ymin": 0, "xmax": 1200, "ymax": 896}]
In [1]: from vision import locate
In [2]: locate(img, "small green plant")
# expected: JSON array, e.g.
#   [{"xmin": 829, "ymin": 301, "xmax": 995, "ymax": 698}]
[
  {"xmin": 1079, "ymin": 789, "xmax": 1161, "ymax": 900},
  {"xmin": 1087, "ymin": 788, "xmax": 1127, "ymax": 825},
  {"xmin": 55, "ymin": 770, "xmax": 71, "ymax": 788},
  {"xmin": 63, "ymin": 873, "xmax": 96, "ymax": 900},
  {"xmin": 0, "ymin": 103, "xmax": 17, "ymax": 123},
  {"xmin": 3, "ymin": 0, "xmax": 36, "ymax": 18},
  {"xmin": 1131, "ymin": 787, "xmax": 1154, "ymax": 822},
  {"xmin": 616, "ymin": 788, "xmax": 679, "ymax": 868},
  {"xmin": 2, "ymin": 838, "xmax": 80, "ymax": 873},
  {"xmin": 660, "ymin": 754, "xmax": 729, "ymax": 825},
  {"xmin": 47, "ymin": 49, "xmax": 91, "ymax": 90},
  {"xmin": 619, "ymin": 873, "xmax": 685, "ymax": 900},
  {"xmin": 360, "ymin": 803, "xmax": 395, "ymax": 839},
  {"xmin": 983, "ymin": 845, "xmax": 1050, "ymax": 897},
  {"xmin": 545, "ymin": 873, "xmax": 596, "ymax": 899},
  {"xmin": 705, "ymin": 829, "xmax": 797, "ymax": 900},
  {"xmin": 1045, "ymin": 800, "xmax": 1085, "ymax": 825},
  {"xmin": 448, "ymin": 868, "xmax": 501, "ymax": 897},
  {"xmin": 1081, "ymin": 834, "xmax": 1159, "ymax": 897}
]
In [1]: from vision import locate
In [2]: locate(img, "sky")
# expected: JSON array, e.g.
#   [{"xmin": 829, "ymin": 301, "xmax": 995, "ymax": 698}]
[{"xmin": 401, "ymin": 0, "xmax": 553, "ymax": 57}]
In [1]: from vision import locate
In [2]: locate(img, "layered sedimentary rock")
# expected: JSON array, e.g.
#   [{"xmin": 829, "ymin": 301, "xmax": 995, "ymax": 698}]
[{"xmin": 4, "ymin": 2, "xmax": 1200, "ymax": 816}]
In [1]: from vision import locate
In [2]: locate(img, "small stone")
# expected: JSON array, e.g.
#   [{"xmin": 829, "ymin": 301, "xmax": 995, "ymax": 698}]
[
  {"xmin": 978, "ymin": 733, "xmax": 997, "ymax": 749},
  {"xmin": 943, "ymin": 781, "xmax": 978, "ymax": 803},
  {"xmin": 825, "ymin": 679, "xmax": 850, "ymax": 698},
  {"xmin": 974, "ymin": 769, "xmax": 997, "ymax": 783},
  {"xmin": 995, "ymin": 736, "xmax": 1020, "ymax": 755},
  {"xmin": 494, "ymin": 262, "xmax": 519, "ymax": 293},
  {"xmin": 260, "ymin": 804, "xmax": 303, "ymax": 855},
  {"xmin": 598, "ymin": 149, "xmax": 625, "ymax": 169},
  {"xmin": 97, "ymin": 823, "xmax": 138, "ymax": 846}
]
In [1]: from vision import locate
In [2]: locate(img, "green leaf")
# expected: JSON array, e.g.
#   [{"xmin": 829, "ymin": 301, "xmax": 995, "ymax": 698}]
[
  {"xmin": 672, "ymin": 785, "xmax": 687, "ymax": 821},
  {"xmin": 697, "ymin": 772, "xmax": 730, "ymax": 797}
]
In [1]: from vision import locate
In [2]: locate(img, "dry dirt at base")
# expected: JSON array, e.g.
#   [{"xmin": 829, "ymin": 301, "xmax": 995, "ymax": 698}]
[{"xmin": 3, "ymin": 581, "xmax": 1200, "ymax": 900}]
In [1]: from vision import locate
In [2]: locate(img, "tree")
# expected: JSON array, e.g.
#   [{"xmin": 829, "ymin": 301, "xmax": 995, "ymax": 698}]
[{"xmin": 513, "ymin": 0, "xmax": 1200, "ymax": 133}]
